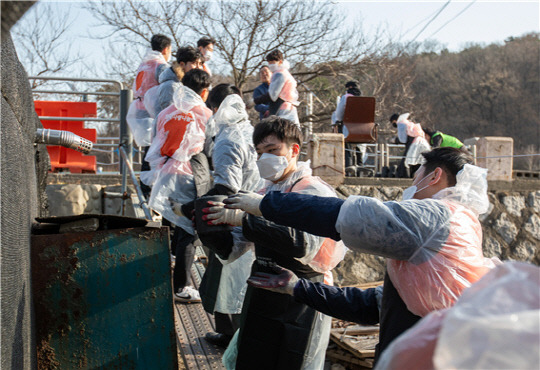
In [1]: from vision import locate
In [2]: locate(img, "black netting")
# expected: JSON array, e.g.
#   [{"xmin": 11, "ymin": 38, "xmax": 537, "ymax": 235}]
[{"xmin": 1, "ymin": 31, "xmax": 49, "ymax": 370}]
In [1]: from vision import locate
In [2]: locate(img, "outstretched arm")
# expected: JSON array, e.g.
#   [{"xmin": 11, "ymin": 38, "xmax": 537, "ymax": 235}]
[
  {"xmin": 259, "ymin": 192, "xmax": 344, "ymax": 241},
  {"xmin": 247, "ymin": 266, "xmax": 380, "ymax": 325},
  {"xmin": 294, "ymin": 279, "xmax": 381, "ymax": 325}
]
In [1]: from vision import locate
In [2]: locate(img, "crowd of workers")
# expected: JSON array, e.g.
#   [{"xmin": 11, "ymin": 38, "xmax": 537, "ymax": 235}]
[{"xmin": 126, "ymin": 34, "xmax": 500, "ymax": 369}]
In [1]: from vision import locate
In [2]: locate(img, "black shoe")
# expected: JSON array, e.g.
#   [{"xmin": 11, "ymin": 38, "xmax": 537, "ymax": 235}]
[{"xmin": 204, "ymin": 332, "xmax": 232, "ymax": 348}]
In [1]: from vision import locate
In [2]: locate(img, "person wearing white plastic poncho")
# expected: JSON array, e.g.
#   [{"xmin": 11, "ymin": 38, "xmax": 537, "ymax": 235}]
[
  {"xmin": 396, "ymin": 112, "xmax": 431, "ymax": 178},
  {"xmin": 206, "ymin": 117, "xmax": 346, "ymax": 370},
  {"xmin": 143, "ymin": 46, "xmax": 204, "ymax": 123},
  {"xmin": 225, "ymin": 147, "xmax": 499, "ymax": 365},
  {"xmin": 126, "ymin": 34, "xmax": 172, "ymax": 147},
  {"xmin": 253, "ymin": 50, "xmax": 300, "ymax": 126},
  {"xmin": 172, "ymin": 85, "xmax": 263, "ymax": 347},
  {"xmin": 143, "ymin": 69, "xmax": 212, "ymax": 302},
  {"xmin": 376, "ymin": 261, "xmax": 539, "ymax": 370}
]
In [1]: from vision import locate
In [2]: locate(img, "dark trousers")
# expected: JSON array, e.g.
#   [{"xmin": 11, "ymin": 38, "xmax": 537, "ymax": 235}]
[
  {"xmin": 215, "ymin": 312, "xmax": 241, "ymax": 337},
  {"xmin": 139, "ymin": 146, "xmax": 152, "ymax": 199},
  {"xmin": 345, "ymin": 143, "xmax": 364, "ymax": 168},
  {"xmin": 172, "ymin": 226, "xmax": 196, "ymax": 292}
]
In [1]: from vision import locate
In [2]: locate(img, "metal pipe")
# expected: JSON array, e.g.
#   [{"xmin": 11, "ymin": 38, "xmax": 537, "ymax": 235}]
[
  {"xmin": 35, "ymin": 128, "xmax": 93, "ymax": 154},
  {"xmin": 38, "ymin": 116, "xmax": 120, "ymax": 122},
  {"xmin": 119, "ymin": 146, "xmax": 153, "ymax": 221},
  {"xmin": 32, "ymin": 89, "xmax": 121, "ymax": 96},
  {"xmin": 119, "ymin": 89, "xmax": 133, "ymax": 215},
  {"xmin": 29, "ymin": 76, "xmax": 124, "ymax": 90}
]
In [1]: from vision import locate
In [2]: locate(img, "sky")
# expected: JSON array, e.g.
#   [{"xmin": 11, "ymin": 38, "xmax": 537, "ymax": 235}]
[
  {"xmin": 338, "ymin": 0, "xmax": 539, "ymax": 51},
  {"xmin": 12, "ymin": 0, "xmax": 540, "ymax": 76}
]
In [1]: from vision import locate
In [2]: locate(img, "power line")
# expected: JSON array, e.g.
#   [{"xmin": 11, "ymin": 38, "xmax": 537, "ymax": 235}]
[
  {"xmin": 402, "ymin": 7, "xmax": 443, "ymax": 38},
  {"xmin": 405, "ymin": 0, "xmax": 452, "ymax": 48},
  {"xmin": 427, "ymin": 0, "xmax": 478, "ymax": 39}
]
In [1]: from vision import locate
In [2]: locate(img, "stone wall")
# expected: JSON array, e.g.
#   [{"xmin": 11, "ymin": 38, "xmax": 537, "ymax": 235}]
[
  {"xmin": 45, "ymin": 175, "xmax": 540, "ymax": 287},
  {"xmin": 46, "ymin": 184, "xmax": 138, "ymax": 218},
  {"xmin": 332, "ymin": 180, "xmax": 540, "ymax": 286}
]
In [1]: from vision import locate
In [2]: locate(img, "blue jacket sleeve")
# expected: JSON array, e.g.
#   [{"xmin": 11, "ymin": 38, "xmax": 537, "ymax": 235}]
[
  {"xmin": 259, "ymin": 192, "xmax": 344, "ymax": 241},
  {"xmin": 294, "ymin": 279, "xmax": 380, "ymax": 325},
  {"xmin": 254, "ymin": 103, "xmax": 270, "ymax": 114},
  {"xmin": 253, "ymin": 84, "xmax": 270, "ymax": 114}
]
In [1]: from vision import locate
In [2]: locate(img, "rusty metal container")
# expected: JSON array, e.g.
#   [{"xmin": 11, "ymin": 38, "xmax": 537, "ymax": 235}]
[{"xmin": 31, "ymin": 215, "xmax": 177, "ymax": 369}]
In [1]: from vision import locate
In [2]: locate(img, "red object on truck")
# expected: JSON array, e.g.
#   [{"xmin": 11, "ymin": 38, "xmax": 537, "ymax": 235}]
[{"xmin": 34, "ymin": 101, "xmax": 97, "ymax": 173}]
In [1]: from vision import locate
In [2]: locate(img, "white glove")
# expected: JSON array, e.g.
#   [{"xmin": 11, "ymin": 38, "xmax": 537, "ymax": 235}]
[
  {"xmin": 170, "ymin": 199, "xmax": 184, "ymax": 217},
  {"xmin": 224, "ymin": 192, "xmax": 264, "ymax": 217},
  {"xmin": 203, "ymin": 201, "xmax": 244, "ymax": 226}
]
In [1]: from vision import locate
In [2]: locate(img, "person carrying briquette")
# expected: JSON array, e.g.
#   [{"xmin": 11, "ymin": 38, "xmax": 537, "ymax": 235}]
[
  {"xmin": 126, "ymin": 34, "xmax": 172, "ymax": 196},
  {"xmin": 252, "ymin": 65, "xmax": 272, "ymax": 121},
  {"xmin": 204, "ymin": 117, "xmax": 346, "ymax": 369},
  {"xmin": 142, "ymin": 69, "xmax": 212, "ymax": 303},
  {"xmin": 171, "ymin": 84, "xmax": 263, "ymax": 347},
  {"xmin": 423, "ymin": 127, "xmax": 464, "ymax": 149},
  {"xmin": 224, "ymin": 147, "xmax": 499, "ymax": 364},
  {"xmin": 395, "ymin": 112, "xmax": 430, "ymax": 178},
  {"xmin": 253, "ymin": 50, "xmax": 300, "ymax": 126}
]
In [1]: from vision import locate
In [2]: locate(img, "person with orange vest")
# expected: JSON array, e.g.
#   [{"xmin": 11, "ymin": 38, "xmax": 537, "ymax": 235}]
[
  {"xmin": 127, "ymin": 34, "xmax": 171, "ymax": 147},
  {"xmin": 253, "ymin": 50, "xmax": 300, "ymax": 126},
  {"xmin": 204, "ymin": 117, "xmax": 346, "ymax": 369},
  {"xmin": 225, "ymin": 147, "xmax": 497, "ymax": 365},
  {"xmin": 142, "ymin": 69, "xmax": 212, "ymax": 303},
  {"xmin": 198, "ymin": 36, "xmax": 215, "ymax": 77}
]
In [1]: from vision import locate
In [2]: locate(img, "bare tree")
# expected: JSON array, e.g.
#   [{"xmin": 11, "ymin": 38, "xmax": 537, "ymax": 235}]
[
  {"xmin": 86, "ymin": 0, "xmax": 191, "ymax": 50},
  {"xmin": 184, "ymin": 0, "xmax": 376, "ymax": 88},
  {"xmin": 11, "ymin": 2, "xmax": 83, "ymax": 88},
  {"xmin": 86, "ymin": 0, "xmax": 379, "ymax": 88}
]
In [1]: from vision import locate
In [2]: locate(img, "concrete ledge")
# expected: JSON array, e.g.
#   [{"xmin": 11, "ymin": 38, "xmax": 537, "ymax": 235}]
[
  {"xmin": 48, "ymin": 173, "xmax": 540, "ymax": 192},
  {"xmin": 47, "ymin": 173, "xmax": 128, "ymax": 186},
  {"xmin": 343, "ymin": 177, "xmax": 412, "ymax": 187}
]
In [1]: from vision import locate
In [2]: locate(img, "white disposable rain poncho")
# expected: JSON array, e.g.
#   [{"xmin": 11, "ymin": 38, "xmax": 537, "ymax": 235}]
[
  {"xmin": 262, "ymin": 161, "xmax": 346, "ymax": 369},
  {"xmin": 375, "ymin": 261, "xmax": 540, "ymax": 370},
  {"xmin": 209, "ymin": 94, "xmax": 263, "ymax": 314},
  {"xmin": 144, "ymin": 85, "xmax": 212, "ymax": 233},
  {"xmin": 262, "ymin": 161, "xmax": 347, "ymax": 278},
  {"xmin": 224, "ymin": 162, "xmax": 346, "ymax": 370},
  {"xmin": 268, "ymin": 60, "xmax": 300, "ymax": 125},
  {"xmin": 396, "ymin": 113, "xmax": 431, "ymax": 167},
  {"xmin": 142, "ymin": 63, "xmax": 184, "ymax": 122},
  {"xmin": 126, "ymin": 50, "xmax": 168, "ymax": 146},
  {"xmin": 336, "ymin": 164, "xmax": 499, "ymax": 317}
]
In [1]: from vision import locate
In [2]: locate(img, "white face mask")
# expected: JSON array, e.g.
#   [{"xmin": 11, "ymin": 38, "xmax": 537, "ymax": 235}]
[
  {"xmin": 402, "ymin": 171, "xmax": 434, "ymax": 200},
  {"xmin": 257, "ymin": 152, "xmax": 289, "ymax": 181},
  {"xmin": 268, "ymin": 63, "xmax": 279, "ymax": 73},
  {"xmin": 204, "ymin": 50, "xmax": 213, "ymax": 61}
]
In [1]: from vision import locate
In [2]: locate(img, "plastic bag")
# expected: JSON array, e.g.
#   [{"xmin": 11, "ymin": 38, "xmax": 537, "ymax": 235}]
[{"xmin": 376, "ymin": 262, "xmax": 540, "ymax": 370}]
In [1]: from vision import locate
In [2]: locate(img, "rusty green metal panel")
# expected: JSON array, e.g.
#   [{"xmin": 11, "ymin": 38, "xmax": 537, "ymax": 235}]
[{"xmin": 31, "ymin": 226, "xmax": 177, "ymax": 369}]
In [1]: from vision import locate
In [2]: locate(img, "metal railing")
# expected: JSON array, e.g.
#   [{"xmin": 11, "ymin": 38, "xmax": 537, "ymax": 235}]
[{"xmin": 29, "ymin": 76, "xmax": 150, "ymax": 219}]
